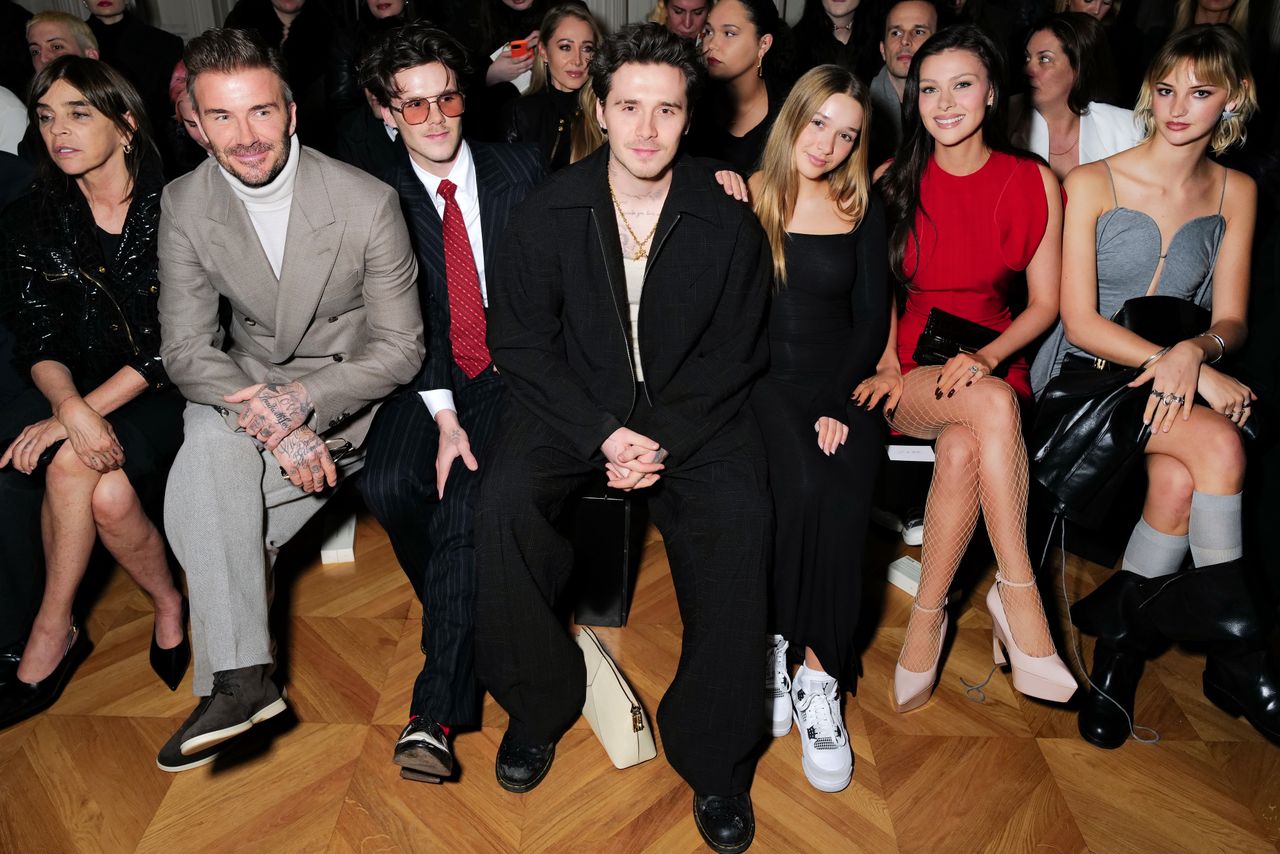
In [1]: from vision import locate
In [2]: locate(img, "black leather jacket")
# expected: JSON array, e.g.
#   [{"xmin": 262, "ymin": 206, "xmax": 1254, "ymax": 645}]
[
  {"xmin": 1, "ymin": 159, "xmax": 169, "ymax": 391},
  {"xmin": 503, "ymin": 86, "xmax": 582, "ymax": 172}
]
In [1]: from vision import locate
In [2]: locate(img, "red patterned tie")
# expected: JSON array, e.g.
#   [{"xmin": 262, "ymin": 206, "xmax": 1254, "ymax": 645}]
[{"xmin": 438, "ymin": 179, "xmax": 490, "ymax": 379}]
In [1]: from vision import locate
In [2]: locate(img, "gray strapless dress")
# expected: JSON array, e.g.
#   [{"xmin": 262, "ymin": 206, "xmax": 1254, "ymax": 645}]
[{"xmin": 1030, "ymin": 162, "xmax": 1227, "ymax": 396}]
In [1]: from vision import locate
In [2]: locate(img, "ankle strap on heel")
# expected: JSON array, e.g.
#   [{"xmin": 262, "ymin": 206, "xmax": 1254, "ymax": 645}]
[
  {"xmin": 911, "ymin": 598, "xmax": 948, "ymax": 614},
  {"xmin": 995, "ymin": 573, "xmax": 1036, "ymax": 588}
]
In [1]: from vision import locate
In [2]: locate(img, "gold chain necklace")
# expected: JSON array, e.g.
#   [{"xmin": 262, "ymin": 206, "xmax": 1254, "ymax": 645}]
[{"xmin": 608, "ymin": 174, "xmax": 660, "ymax": 261}]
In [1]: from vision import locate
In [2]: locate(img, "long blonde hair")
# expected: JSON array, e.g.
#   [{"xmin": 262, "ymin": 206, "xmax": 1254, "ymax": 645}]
[
  {"xmin": 570, "ymin": 84, "xmax": 604, "ymax": 162},
  {"xmin": 1174, "ymin": 0, "xmax": 1248, "ymax": 36},
  {"xmin": 752, "ymin": 65, "xmax": 872, "ymax": 286},
  {"xmin": 528, "ymin": 2, "xmax": 605, "ymax": 94},
  {"xmin": 1134, "ymin": 24, "xmax": 1257, "ymax": 154}
]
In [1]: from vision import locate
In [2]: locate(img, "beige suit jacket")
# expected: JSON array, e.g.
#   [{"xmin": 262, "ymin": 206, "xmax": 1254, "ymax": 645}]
[{"xmin": 158, "ymin": 146, "xmax": 424, "ymax": 445}]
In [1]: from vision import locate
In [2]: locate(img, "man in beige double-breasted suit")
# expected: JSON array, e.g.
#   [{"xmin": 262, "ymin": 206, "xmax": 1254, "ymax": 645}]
[{"xmin": 154, "ymin": 28, "xmax": 423, "ymax": 771}]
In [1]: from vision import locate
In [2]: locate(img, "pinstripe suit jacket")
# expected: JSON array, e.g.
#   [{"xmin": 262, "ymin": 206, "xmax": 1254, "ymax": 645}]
[{"xmin": 382, "ymin": 141, "xmax": 545, "ymax": 398}]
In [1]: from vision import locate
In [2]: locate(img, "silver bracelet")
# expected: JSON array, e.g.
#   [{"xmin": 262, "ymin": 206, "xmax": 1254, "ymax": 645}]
[
  {"xmin": 1197, "ymin": 331, "xmax": 1226, "ymax": 364},
  {"xmin": 1140, "ymin": 346, "xmax": 1171, "ymax": 369}
]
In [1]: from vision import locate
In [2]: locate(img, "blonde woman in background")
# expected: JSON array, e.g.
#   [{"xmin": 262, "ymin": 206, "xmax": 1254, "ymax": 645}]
[{"xmin": 503, "ymin": 2, "xmax": 604, "ymax": 171}]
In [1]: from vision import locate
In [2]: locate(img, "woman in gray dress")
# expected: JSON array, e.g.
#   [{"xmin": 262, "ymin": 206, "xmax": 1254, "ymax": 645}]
[{"xmin": 1031, "ymin": 25, "xmax": 1277, "ymax": 749}]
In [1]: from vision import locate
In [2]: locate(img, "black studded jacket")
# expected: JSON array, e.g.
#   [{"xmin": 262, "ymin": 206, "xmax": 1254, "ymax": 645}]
[{"xmin": 1, "ymin": 158, "xmax": 168, "ymax": 392}]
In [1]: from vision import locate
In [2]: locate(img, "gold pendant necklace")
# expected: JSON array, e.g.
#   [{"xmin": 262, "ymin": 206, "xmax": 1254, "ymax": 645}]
[{"xmin": 608, "ymin": 173, "xmax": 660, "ymax": 260}]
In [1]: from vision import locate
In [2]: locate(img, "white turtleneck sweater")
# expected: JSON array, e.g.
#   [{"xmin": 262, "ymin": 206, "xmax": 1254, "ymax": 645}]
[{"xmin": 217, "ymin": 135, "xmax": 301, "ymax": 279}]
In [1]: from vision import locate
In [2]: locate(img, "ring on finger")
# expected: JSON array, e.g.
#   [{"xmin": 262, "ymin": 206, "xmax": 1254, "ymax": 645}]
[
  {"xmin": 1150, "ymin": 389, "xmax": 1164, "ymax": 400},
  {"xmin": 969, "ymin": 365, "xmax": 980, "ymax": 375}
]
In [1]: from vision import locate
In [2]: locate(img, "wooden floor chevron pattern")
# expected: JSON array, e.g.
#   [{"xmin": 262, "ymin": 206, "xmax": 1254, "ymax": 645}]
[{"xmin": 1, "ymin": 508, "xmax": 1277, "ymax": 853}]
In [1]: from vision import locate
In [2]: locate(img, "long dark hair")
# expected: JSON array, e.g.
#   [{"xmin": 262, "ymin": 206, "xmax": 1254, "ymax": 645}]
[
  {"xmin": 27, "ymin": 55, "xmax": 157, "ymax": 197},
  {"xmin": 880, "ymin": 24, "xmax": 1014, "ymax": 282}
]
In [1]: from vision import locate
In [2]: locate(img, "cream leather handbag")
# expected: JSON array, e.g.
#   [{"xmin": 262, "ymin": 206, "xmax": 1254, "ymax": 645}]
[{"xmin": 576, "ymin": 627, "xmax": 657, "ymax": 769}]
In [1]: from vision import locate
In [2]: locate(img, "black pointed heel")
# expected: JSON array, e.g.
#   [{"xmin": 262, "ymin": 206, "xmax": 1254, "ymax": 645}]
[
  {"xmin": 150, "ymin": 599, "xmax": 191, "ymax": 691},
  {"xmin": 0, "ymin": 624, "xmax": 92, "ymax": 730}
]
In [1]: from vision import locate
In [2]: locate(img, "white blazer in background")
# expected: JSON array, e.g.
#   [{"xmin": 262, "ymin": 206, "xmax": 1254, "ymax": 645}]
[{"xmin": 1013, "ymin": 99, "xmax": 1144, "ymax": 165}]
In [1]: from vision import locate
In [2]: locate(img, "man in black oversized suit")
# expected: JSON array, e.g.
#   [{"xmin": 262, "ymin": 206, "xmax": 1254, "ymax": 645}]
[
  {"xmin": 357, "ymin": 22, "xmax": 543, "ymax": 784},
  {"xmin": 474, "ymin": 23, "xmax": 771, "ymax": 854}
]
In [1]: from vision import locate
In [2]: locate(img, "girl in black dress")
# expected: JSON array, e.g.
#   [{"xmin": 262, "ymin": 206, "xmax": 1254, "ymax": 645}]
[{"xmin": 748, "ymin": 64, "xmax": 889, "ymax": 794}]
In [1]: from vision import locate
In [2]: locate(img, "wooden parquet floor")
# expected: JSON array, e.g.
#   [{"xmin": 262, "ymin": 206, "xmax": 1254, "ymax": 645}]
[{"xmin": 1, "ymin": 509, "xmax": 1278, "ymax": 853}]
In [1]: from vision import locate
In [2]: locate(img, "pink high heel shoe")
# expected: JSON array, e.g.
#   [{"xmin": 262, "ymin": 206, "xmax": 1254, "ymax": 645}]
[
  {"xmin": 986, "ymin": 574, "xmax": 1077, "ymax": 702},
  {"xmin": 893, "ymin": 600, "xmax": 948, "ymax": 713}
]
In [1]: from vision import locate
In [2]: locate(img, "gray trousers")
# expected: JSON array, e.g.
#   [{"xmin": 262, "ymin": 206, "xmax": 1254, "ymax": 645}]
[{"xmin": 164, "ymin": 403, "xmax": 363, "ymax": 696}]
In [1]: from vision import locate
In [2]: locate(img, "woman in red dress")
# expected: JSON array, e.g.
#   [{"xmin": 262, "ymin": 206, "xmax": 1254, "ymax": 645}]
[{"xmin": 854, "ymin": 24, "xmax": 1075, "ymax": 712}]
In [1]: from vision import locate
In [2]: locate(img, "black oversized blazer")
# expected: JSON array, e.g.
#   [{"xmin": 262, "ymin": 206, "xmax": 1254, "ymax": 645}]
[
  {"xmin": 383, "ymin": 141, "xmax": 545, "ymax": 398},
  {"xmin": 487, "ymin": 147, "xmax": 772, "ymax": 466}
]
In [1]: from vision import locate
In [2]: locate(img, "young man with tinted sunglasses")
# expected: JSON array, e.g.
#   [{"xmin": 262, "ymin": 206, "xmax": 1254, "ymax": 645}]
[{"xmin": 357, "ymin": 21, "xmax": 544, "ymax": 784}]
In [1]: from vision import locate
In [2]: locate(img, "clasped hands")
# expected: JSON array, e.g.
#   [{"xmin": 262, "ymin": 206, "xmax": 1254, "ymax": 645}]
[
  {"xmin": 225, "ymin": 381, "xmax": 335, "ymax": 493},
  {"xmin": 602, "ymin": 427, "xmax": 666, "ymax": 491},
  {"xmin": 0, "ymin": 396, "xmax": 122, "ymax": 475}
]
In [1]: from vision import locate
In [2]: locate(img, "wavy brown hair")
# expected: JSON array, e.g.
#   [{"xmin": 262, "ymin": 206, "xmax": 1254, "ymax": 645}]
[{"xmin": 753, "ymin": 64, "xmax": 872, "ymax": 286}]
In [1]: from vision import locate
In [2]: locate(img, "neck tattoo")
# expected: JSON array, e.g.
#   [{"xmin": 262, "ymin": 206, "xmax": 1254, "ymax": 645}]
[{"xmin": 608, "ymin": 170, "xmax": 660, "ymax": 261}]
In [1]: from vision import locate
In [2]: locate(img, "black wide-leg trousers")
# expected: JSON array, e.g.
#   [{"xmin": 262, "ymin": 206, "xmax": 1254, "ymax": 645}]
[{"xmin": 474, "ymin": 398, "xmax": 770, "ymax": 796}]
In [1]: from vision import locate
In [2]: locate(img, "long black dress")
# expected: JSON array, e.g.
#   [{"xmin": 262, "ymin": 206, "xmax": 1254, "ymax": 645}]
[{"xmin": 749, "ymin": 194, "xmax": 890, "ymax": 683}]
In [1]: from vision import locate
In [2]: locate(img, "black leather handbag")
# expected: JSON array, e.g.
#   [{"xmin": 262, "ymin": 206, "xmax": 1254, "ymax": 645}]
[
  {"xmin": 1030, "ymin": 295, "xmax": 1263, "ymax": 526},
  {"xmin": 912, "ymin": 307, "xmax": 1002, "ymax": 367}
]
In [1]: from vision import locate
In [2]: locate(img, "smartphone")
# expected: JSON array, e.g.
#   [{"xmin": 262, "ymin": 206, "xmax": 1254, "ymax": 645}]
[{"xmin": 509, "ymin": 39, "xmax": 531, "ymax": 59}]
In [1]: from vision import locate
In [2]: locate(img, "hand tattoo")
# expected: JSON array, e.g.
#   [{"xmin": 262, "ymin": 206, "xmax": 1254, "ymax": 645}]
[
  {"xmin": 257, "ymin": 382, "xmax": 314, "ymax": 432},
  {"xmin": 277, "ymin": 427, "xmax": 323, "ymax": 467}
]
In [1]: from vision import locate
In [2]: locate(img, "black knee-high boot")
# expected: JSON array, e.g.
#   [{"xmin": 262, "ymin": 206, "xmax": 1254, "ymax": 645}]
[
  {"xmin": 1071, "ymin": 571, "xmax": 1162, "ymax": 749},
  {"xmin": 1137, "ymin": 560, "xmax": 1280, "ymax": 744}
]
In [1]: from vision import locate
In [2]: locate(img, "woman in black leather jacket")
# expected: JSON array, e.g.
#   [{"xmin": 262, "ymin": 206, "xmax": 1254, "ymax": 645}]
[
  {"xmin": 503, "ymin": 2, "xmax": 603, "ymax": 172},
  {"xmin": 0, "ymin": 57, "xmax": 188, "ymax": 730},
  {"xmin": 328, "ymin": 0, "xmax": 420, "ymax": 119}
]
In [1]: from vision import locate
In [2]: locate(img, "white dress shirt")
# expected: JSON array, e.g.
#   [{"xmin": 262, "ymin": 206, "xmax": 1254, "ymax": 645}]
[{"xmin": 409, "ymin": 142, "xmax": 487, "ymax": 418}]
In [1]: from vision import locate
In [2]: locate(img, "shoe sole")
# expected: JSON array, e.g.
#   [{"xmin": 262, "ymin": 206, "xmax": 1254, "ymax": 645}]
[
  {"xmin": 399, "ymin": 767, "xmax": 444, "ymax": 784},
  {"xmin": 801, "ymin": 754, "xmax": 852, "ymax": 793},
  {"xmin": 179, "ymin": 696, "xmax": 288, "ymax": 755},
  {"xmin": 692, "ymin": 796, "xmax": 755, "ymax": 854},
  {"xmin": 156, "ymin": 751, "xmax": 219, "ymax": 773},
  {"xmin": 394, "ymin": 743, "xmax": 453, "ymax": 779},
  {"xmin": 890, "ymin": 683, "xmax": 934, "ymax": 715},
  {"xmin": 902, "ymin": 527, "xmax": 923, "ymax": 547},
  {"xmin": 495, "ymin": 744, "xmax": 555, "ymax": 794},
  {"xmin": 771, "ymin": 716, "xmax": 792, "ymax": 737}
]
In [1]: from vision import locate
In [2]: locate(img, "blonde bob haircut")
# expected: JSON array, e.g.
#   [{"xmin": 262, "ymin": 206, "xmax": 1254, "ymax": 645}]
[
  {"xmin": 753, "ymin": 64, "xmax": 871, "ymax": 287},
  {"xmin": 1134, "ymin": 25, "xmax": 1257, "ymax": 155}
]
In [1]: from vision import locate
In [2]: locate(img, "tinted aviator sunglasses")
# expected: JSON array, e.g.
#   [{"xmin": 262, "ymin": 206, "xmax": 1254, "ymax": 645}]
[{"xmin": 389, "ymin": 91, "xmax": 465, "ymax": 124}]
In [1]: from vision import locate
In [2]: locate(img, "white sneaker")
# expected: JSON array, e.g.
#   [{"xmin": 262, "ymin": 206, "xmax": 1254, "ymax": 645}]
[
  {"xmin": 766, "ymin": 634, "xmax": 792, "ymax": 737},
  {"xmin": 902, "ymin": 508, "xmax": 924, "ymax": 547},
  {"xmin": 791, "ymin": 666, "xmax": 852, "ymax": 792}
]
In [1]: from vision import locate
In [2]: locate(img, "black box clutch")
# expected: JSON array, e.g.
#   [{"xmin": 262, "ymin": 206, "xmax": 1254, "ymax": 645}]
[{"xmin": 912, "ymin": 307, "xmax": 1001, "ymax": 367}]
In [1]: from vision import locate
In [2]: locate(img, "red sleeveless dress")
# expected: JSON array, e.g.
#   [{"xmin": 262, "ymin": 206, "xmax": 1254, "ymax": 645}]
[{"xmin": 896, "ymin": 150, "xmax": 1048, "ymax": 401}]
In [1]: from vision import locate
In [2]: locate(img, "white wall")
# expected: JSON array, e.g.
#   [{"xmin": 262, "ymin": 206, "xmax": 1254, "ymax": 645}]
[{"xmin": 15, "ymin": 0, "xmax": 803, "ymax": 40}]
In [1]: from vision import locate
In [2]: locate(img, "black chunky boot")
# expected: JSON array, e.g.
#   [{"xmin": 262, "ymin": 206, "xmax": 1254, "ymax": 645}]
[
  {"xmin": 1137, "ymin": 559, "xmax": 1280, "ymax": 744},
  {"xmin": 1070, "ymin": 570, "xmax": 1161, "ymax": 749}
]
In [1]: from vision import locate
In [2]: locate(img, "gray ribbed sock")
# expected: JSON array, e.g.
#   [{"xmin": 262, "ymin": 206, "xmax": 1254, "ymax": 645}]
[
  {"xmin": 1121, "ymin": 517, "xmax": 1188, "ymax": 579},
  {"xmin": 1188, "ymin": 491, "xmax": 1244, "ymax": 566}
]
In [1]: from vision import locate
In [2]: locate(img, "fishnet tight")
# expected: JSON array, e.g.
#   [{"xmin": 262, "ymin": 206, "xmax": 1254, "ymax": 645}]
[{"xmin": 892, "ymin": 368, "xmax": 1056, "ymax": 672}]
